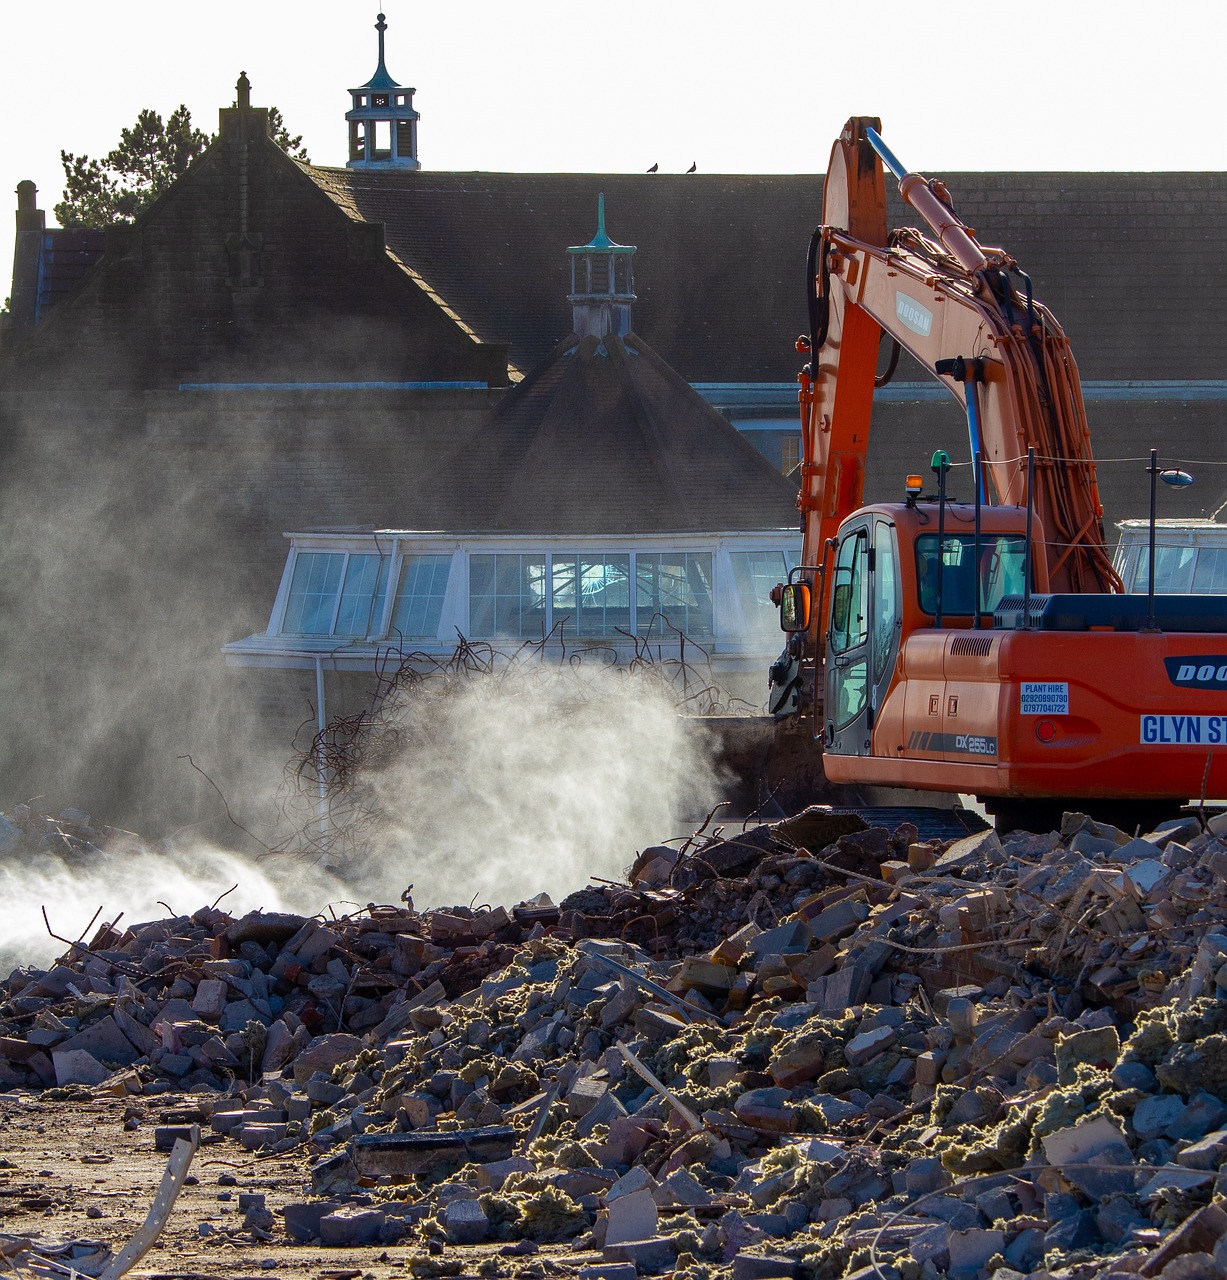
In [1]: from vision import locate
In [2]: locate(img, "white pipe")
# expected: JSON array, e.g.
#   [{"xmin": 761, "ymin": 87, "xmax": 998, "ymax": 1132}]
[{"xmin": 315, "ymin": 657, "xmax": 329, "ymax": 853}]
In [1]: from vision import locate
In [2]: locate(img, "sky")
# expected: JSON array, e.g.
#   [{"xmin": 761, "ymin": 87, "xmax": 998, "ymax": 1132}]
[{"xmin": 2, "ymin": 0, "xmax": 1225, "ymax": 293}]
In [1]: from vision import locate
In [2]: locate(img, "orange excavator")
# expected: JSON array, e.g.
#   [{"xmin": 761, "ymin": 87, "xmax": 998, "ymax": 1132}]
[{"xmin": 769, "ymin": 117, "xmax": 1226, "ymax": 833}]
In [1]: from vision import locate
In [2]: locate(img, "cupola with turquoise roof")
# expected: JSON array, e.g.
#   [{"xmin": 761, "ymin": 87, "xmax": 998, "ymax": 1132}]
[
  {"xmin": 567, "ymin": 194, "xmax": 636, "ymax": 339},
  {"xmin": 346, "ymin": 13, "xmax": 420, "ymax": 169}
]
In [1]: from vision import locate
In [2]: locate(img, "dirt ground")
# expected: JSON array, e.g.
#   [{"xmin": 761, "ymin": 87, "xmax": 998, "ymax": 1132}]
[{"xmin": 0, "ymin": 1093, "xmax": 584, "ymax": 1279}]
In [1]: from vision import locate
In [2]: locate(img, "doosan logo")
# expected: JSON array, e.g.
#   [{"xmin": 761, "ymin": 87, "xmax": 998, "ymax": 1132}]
[
  {"xmin": 896, "ymin": 292, "xmax": 933, "ymax": 337},
  {"xmin": 1165, "ymin": 656, "xmax": 1227, "ymax": 689}
]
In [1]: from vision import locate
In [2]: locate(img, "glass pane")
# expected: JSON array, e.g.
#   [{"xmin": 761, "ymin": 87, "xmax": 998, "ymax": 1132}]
[
  {"xmin": 1193, "ymin": 547, "xmax": 1227, "ymax": 594},
  {"xmin": 872, "ymin": 524, "xmax": 898, "ymax": 683},
  {"xmin": 834, "ymin": 657, "xmax": 868, "ymax": 729},
  {"xmin": 282, "ymin": 552, "xmax": 343, "ymax": 635},
  {"xmin": 731, "ymin": 550, "xmax": 797, "ymax": 637},
  {"xmin": 551, "ymin": 556, "xmax": 578, "ymax": 618},
  {"xmin": 553, "ymin": 555, "xmax": 631, "ymax": 636},
  {"xmin": 1135, "ymin": 544, "xmax": 1196, "ymax": 593},
  {"xmin": 636, "ymin": 553, "xmax": 713, "ymax": 636},
  {"xmin": 469, "ymin": 554, "xmax": 547, "ymax": 639},
  {"xmin": 916, "ymin": 534, "xmax": 1028, "ymax": 615},
  {"xmin": 578, "ymin": 555, "xmax": 630, "ymax": 635},
  {"xmin": 334, "ymin": 554, "xmax": 389, "ymax": 637},
  {"xmin": 391, "ymin": 555, "xmax": 451, "ymax": 639},
  {"xmin": 830, "ymin": 532, "xmax": 868, "ymax": 654}
]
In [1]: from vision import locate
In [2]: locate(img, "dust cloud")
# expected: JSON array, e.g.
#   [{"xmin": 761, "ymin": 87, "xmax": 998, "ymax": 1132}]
[
  {"xmin": 0, "ymin": 842, "xmax": 341, "ymax": 976},
  {"xmin": 1, "ymin": 663, "xmax": 727, "ymax": 977},
  {"xmin": 295, "ymin": 661, "xmax": 726, "ymax": 914}
]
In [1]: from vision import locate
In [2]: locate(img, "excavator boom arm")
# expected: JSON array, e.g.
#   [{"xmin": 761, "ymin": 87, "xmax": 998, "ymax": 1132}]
[{"xmin": 798, "ymin": 119, "xmax": 1118, "ymax": 601}]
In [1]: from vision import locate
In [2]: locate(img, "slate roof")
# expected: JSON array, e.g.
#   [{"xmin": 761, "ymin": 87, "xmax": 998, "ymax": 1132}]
[
  {"xmin": 471, "ymin": 330, "xmax": 799, "ymax": 535},
  {"xmin": 303, "ymin": 167, "xmax": 1227, "ymax": 385}
]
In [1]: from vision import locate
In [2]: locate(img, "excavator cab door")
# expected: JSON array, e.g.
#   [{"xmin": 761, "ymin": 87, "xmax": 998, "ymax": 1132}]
[{"xmin": 825, "ymin": 519, "xmax": 902, "ymax": 757}]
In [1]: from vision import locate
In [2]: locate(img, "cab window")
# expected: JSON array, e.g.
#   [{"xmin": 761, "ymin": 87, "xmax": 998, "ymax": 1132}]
[
  {"xmin": 916, "ymin": 533, "xmax": 1027, "ymax": 615},
  {"xmin": 830, "ymin": 530, "xmax": 868, "ymax": 653},
  {"xmin": 872, "ymin": 523, "xmax": 899, "ymax": 682}
]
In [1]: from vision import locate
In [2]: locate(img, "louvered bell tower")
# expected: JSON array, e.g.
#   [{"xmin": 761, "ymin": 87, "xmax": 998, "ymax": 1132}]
[
  {"xmin": 346, "ymin": 13, "xmax": 420, "ymax": 169},
  {"xmin": 567, "ymin": 194, "xmax": 636, "ymax": 339}
]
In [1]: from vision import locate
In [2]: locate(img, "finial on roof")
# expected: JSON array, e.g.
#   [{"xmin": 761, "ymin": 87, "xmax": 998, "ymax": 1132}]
[
  {"xmin": 572, "ymin": 192, "xmax": 632, "ymax": 254},
  {"xmin": 375, "ymin": 13, "xmax": 389, "ymax": 79},
  {"xmin": 237, "ymin": 71, "xmax": 251, "ymax": 110}
]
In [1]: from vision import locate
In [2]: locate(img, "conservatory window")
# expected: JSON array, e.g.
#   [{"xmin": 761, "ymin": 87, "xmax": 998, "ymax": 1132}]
[
  {"xmin": 1192, "ymin": 547, "xmax": 1227, "ymax": 594},
  {"xmin": 635, "ymin": 553, "xmax": 713, "ymax": 637},
  {"xmin": 390, "ymin": 555, "xmax": 451, "ymax": 640},
  {"xmin": 281, "ymin": 551, "xmax": 390, "ymax": 637},
  {"xmin": 551, "ymin": 555, "xmax": 631, "ymax": 636},
  {"xmin": 1133, "ymin": 544, "xmax": 1196, "ymax": 594},
  {"xmin": 469, "ymin": 554, "xmax": 548, "ymax": 639},
  {"xmin": 731, "ymin": 550, "xmax": 798, "ymax": 635}
]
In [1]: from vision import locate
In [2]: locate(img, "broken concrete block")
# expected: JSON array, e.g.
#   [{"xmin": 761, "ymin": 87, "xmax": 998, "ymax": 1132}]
[
  {"xmin": 908, "ymin": 1223, "xmax": 950, "ymax": 1266},
  {"xmin": 602, "ymin": 1238, "xmax": 676, "ymax": 1274},
  {"xmin": 292, "ymin": 1032, "xmax": 364, "ymax": 1085},
  {"xmin": 52, "ymin": 1049, "xmax": 110, "ymax": 1086},
  {"xmin": 577, "ymin": 1087, "xmax": 628, "ymax": 1138},
  {"xmin": 948, "ymin": 1227, "xmax": 1005, "ymax": 1274},
  {"xmin": 845, "ymin": 1025, "xmax": 895, "ymax": 1066},
  {"xmin": 1176, "ymin": 1128, "xmax": 1227, "ymax": 1171},
  {"xmin": 734, "ymin": 1087, "xmax": 796, "ymax": 1133},
  {"xmin": 260, "ymin": 1019, "xmax": 294, "ymax": 1073},
  {"xmin": 604, "ymin": 1186, "xmax": 658, "ymax": 1246},
  {"xmin": 56, "ymin": 1015, "xmax": 141, "ymax": 1066},
  {"xmin": 915, "ymin": 1051, "xmax": 946, "ymax": 1085},
  {"xmin": 708, "ymin": 1056, "xmax": 740, "ymax": 1088},
  {"xmin": 934, "ymin": 827, "xmax": 1002, "ymax": 870},
  {"xmin": 607, "ymin": 1166, "xmax": 656, "ymax": 1201},
  {"xmin": 807, "ymin": 962, "xmax": 871, "ymax": 1012},
  {"xmin": 580, "ymin": 1266, "xmax": 637, "ymax": 1280},
  {"xmin": 676, "ymin": 957, "xmax": 735, "ymax": 995},
  {"xmin": 747, "ymin": 921, "xmax": 813, "ymax": 958},
  {"xmin": 904, "ymin": 1157, "xmax": 951, "ymax": 1197},
  {"xmin": 1056, "ymin": 1024, "xmax": 1121, "ymax": 1083},
  {"xmin": 597, "ymin": 1115, "xmax": 659, "ymax": 1166},
  {"xmin": 567, "ymin": 1075, "xmax": 610, "ymax": 1119},
  {"xmin": 442, "ymin": 1198, "xmax": 489, "ymax": 1244},
  {"xmin": 732, "ymin": 1255, "xmax": 798, "ymax": 1280},
  {"xmin": 319, "ymin": 1207, "xmax": 385, "ymax": 1246},
  {"xmin": 657, "ymin": 1168, "xmax": 711, "ymax": 1207},
  {"xmin": 1170, "ymin": 1091, "xmax": 1227, "ymax": 1142},
  {"xmin": 769, "ymin": 1039, "xmax": 826, "ymax": 1088},
  {"xmin": 1041, "ymin": 1114, "xmax": 1132, "ymax": 1169},
  {"xmin": 282, "ymin": 1200, "xmax": 340, "ymax": 1243},
  {"xmin": 807, "ymin": 899, "xmax": 869, "ymax": 944},
  {"xmin": 1133, "ymin": 1092, "xmax": 1188, "ymax": 1140},
  {"xmin": 350, "ymin": 1126, "xmax": 518, "ymax": 1178},
  {"xmin": 191, "ymin": 978, "xmax": 228, "ymax": 1021}
]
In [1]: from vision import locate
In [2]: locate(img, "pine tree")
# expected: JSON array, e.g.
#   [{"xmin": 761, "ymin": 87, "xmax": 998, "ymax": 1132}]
[{"xmin": 54, "ymin": 103, "xmax": 310, "ymax": 229}]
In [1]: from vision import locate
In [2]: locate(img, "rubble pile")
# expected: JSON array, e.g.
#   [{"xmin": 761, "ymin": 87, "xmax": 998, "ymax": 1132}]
[{"xmin": 4, "ymin": 804, "xmax": 1227, "ymax": 1279}]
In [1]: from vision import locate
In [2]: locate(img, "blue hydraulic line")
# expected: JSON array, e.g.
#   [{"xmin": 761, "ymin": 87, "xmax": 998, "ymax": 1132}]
[
  {"xmin": 865, "ymin": 127, "xmax": 907, "ymax": 182},
  {"xmin": 965, "ymin": 381, "xmax": 988, "ymax": 504}
]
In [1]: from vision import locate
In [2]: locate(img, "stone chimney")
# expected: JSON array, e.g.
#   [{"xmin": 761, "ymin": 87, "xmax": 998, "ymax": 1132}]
[{"xmin": 9, "ymin": 181, "xmax": 46, "ymax": 330}]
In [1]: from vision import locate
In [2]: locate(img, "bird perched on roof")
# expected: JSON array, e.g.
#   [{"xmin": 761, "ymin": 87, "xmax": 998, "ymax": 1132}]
[
  {"xmin": 646, "ymin": 163, "xmax": 658, "ymax": 173},
  {"xmin": 686, "ymin": 161, "xmax": 697, "ymax": 173}
]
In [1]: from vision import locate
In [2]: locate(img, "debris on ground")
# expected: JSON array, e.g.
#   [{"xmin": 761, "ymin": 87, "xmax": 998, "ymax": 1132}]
[{"xmin": 4, "ymin": 803, "xmax": 1227, "ymax": 1279}]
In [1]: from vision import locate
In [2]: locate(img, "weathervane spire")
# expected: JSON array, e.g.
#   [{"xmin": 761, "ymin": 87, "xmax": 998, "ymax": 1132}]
[{"xmin": 375, "ymin": 13, "xmax": 389, "ymax": 80}]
